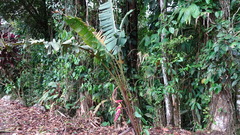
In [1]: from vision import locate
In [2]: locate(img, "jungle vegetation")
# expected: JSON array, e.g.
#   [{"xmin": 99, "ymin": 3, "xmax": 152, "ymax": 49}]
[{"xmin": 0, "ymin": 0, "xmax": 239, "ymax": 134}]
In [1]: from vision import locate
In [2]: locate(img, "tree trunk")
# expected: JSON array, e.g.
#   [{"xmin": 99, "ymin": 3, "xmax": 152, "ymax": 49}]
[
  {"xmin": 155, "ymin": 101, "xmax": 166, "ymax": 127},
  {"xmin": 123, "ymin": 1, "xmax": 141, "ymax": 134},
  {"xmin": 173, "ymin": 95, "xmax": 181, "ymax": 127},
  {"xmin": 159, "ymin": 0, "xmax": 174, "ymax": 127},
  {"xmin": 76, "ymin": 91, "xmax": 90, "ymax": 116},
  {"xmin": 209, "ymin": 88, "xmax": 235, "ymax": 134},
  {"xmin": 236, "ymin": 85, "xmax": 240, "ymax": 123},
  {"xmin": 161, "ymin": 58, "xmax": 174, "ymax": 126},
  {"xmin": 126, "ymin": 0, "xmax": 138, "ymax": 72},
  {"xmin": 209, "ymin": 0, "xmax": 235, "ymax": 134}
]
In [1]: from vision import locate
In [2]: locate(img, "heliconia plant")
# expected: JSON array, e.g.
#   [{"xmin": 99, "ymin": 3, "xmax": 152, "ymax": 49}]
[
  {"xmin": 63, "ymin": 0, "xmax": 141, "ymax": 134},
  {"xmin": 114, "ymin": 100, "xmax": 123, "ymax": 122}
]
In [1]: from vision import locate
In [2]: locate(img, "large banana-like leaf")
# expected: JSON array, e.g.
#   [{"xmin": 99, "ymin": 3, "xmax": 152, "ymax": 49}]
[
  {"xmin": 64, "ymin": 0, "xmax": 131, "ymax": 55},
  {"xmin": 64, "ymin": 16, "xmax": 103, "ymax": 50},
  {"xmin": 99, "ymin": 0, "xmax": 121, "ymax": 54},
  {"xmin": 99, "ymin": 1, "xmax": 133, "ymax": 55}
]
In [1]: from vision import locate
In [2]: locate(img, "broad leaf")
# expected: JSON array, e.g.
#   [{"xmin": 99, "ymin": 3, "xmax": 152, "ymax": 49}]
[
  {"xmin": 99, "ymin": 0, "xmax": 119, "ymax": 53},
  {"xmin": 99, "ymin": 0, "xmax": 130, "ymax": 55},
  {"xmin": 64, "ymin": 16, "xmax": 102, "ymax": 50},
  {"xmin": 189, "ymin": 4, "xmax": 200, "ymax": 18}
]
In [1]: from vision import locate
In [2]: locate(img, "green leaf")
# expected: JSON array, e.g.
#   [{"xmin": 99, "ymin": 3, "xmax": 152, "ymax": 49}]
[
  {"xmin": 141, "ymin": 117, "xmax": 147, "ymax": 124},
  {"xmin": 162, "ymin": 27, "xmax": 168, "ymax": 35},
  {"xmin": 181, "ymin": 8, "xmax": 191, "ymax": 24},
  {"xmin": 191, "ymin": 103, "xmax": 195, "ymax": 110},
  {"xmin": 230, "ymin": 42, "xmax": 239, "ymax": 48},
  {"xmin": 214, "ymin": 46, "xmax": 219, "ymax": 52},
  {"xmin": 189, "ymin": 4, "xmax": 200, "ymax": 18},
  {"xmin": 143, "ymin": 129, "xmax": 150, "ymax": 135},
  {"xmin": 101, "ymin": 122, "xmax": 110, "ymax": 127},
  {"xmin": 178, "ymin": 8, "xmax": 186, "ymax": 22},
  {"xmin": 64, "ymin": 16, "xmax": 101, "ymax": 50},
  {"xmin": 232, "ymin": 80, "xmax": 238, "ymax": 87},
  {"xmin": 134, "ymin": 111, "xmax": 142, "ymax": 118},
  {"xmin": 144, "ymin": 113, "xmax": 153, "ymax": 118},
  {"xmin": 169, "ymin": 27, "xmax": 175, "ymax": 34},
  {"xmin": 197, "ymin": 103, "xmax": 202, "ymax": 110},
  {"xmin": 215, "ymin": 12, "xmax": 219, "ymax": 18},
  {"xmin": 144, "ymin": 36, "xmax": 150, "ymax": 46},
  {"xmin": 206, "ymin": 0, "xmax": 210, "ymax": 4}
]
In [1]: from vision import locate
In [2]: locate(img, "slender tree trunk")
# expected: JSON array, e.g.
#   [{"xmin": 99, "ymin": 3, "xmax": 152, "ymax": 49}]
[
  {"xmin": 161, "ymin": 57, "xmax": 174, "ymax": 126},
  {"xmin": 173, "ymin": 95, "xmax": 181, "ymax": 127},
  {"xmin": 159, "ymin": 0, "xmax": 174, "ymax": 127},
  {"xmin": 85, "ymin": 0, "xmax": 89, "ymax": 25}
]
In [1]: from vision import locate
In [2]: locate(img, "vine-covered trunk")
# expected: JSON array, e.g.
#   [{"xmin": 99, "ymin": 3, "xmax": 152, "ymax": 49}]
[
  {"xmin": 209, "ymin": 87, "xmax": 235, "ymax": 134},
  {"xmin": 209, "ymin": 0, "xmax": 235, "ymax": 133}
]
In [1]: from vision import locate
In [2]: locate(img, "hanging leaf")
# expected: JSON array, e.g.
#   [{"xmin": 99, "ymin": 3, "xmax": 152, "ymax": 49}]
[
  {"xmin": 178, "ymin": 8, "xmax": 186, "ymax": 22},
  {"xmin": 181, "ymin": 8, "xmax": 191, "ymax": 24},
  {"xmin": 189, "ymin": 4, "xmax": 200, "ymax": 18}
]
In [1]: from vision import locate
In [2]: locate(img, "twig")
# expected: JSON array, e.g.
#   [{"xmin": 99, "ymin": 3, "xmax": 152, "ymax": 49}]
[
  {"xmin": 57, "ymin": 110, "xmax": 67, "ymax": 118},
  {"xmin": 119, "ymin": 127, "xmax": 132, "ymax": 135}
]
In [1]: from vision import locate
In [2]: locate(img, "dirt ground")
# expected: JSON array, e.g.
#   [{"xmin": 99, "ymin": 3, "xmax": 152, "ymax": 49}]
[{"xmin": 0, "ymin": 98, "xmax": 221, "ymax": 135}]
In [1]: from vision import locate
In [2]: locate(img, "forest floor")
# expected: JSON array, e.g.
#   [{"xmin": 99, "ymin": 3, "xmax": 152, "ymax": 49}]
[{"xmin": 0, "ymin": 97, "xmax": 223, "ymax": 135}]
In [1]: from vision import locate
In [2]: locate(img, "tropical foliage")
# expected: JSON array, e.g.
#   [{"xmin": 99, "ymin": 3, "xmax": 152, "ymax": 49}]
[{"xmin": 0, "ymin": 0, "xmax": 239, "ymax": 134}]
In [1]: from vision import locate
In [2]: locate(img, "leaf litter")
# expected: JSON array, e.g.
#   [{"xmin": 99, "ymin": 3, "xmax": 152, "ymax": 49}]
[{"xmin": 0, "ymin": 98, "xmax": 222, "ymax": 135}]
